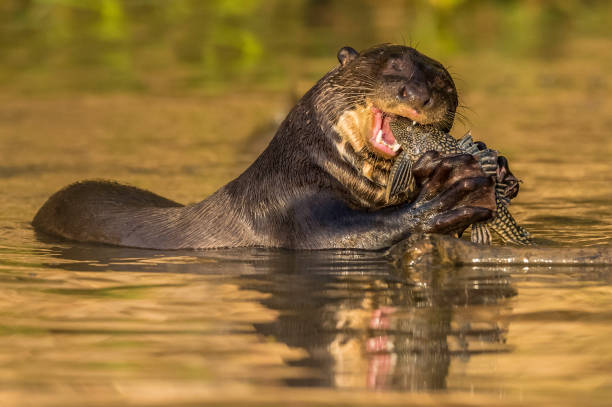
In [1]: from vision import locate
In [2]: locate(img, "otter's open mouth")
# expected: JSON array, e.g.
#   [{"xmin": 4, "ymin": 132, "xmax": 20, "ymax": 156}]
[{"xmin": 370, "ymin": 106, "xmax": 419, "ymax": 157}]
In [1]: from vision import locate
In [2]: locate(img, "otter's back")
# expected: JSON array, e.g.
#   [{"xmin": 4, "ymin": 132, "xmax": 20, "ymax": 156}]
[{"xmin": 32, "ymin": 180, "xmax": 183, "ymax": 245}]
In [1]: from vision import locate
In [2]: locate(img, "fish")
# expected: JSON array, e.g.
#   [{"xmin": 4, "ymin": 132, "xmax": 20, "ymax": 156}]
[{"xmin": 386, "ymin": 118, "xmax": 532, "ymax": 245}]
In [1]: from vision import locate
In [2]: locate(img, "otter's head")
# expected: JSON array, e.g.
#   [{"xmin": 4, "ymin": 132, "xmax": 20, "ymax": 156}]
[
  {"xmin": 326, "ymin": 44, "xmax": 458, "ymax": 159},
  {"xmin": 311, "ymin": 44, "xmax": 458, "ymax": 208}
]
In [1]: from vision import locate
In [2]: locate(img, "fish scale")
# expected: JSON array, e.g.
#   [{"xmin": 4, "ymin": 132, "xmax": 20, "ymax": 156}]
[{"xmin": 386, "ymin": 117, "xmax": 532, "ymax": 245}]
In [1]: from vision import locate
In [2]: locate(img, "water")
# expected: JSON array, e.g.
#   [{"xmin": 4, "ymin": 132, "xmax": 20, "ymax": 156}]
[{"xmin": 1, "ymin": 1, "xmax": 612, "ymax": 406}]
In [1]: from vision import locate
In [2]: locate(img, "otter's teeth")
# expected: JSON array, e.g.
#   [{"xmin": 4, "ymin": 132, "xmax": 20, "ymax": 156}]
[
  {"xmin": 376, "ymin": 129, "xmax": 400, "ymax": 153},
  {"xmin": 412, "ymin": 120, "xmax": 417, "ymax": 126}
]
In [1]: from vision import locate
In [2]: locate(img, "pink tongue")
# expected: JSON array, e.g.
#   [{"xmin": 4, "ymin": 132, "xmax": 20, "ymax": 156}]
[
  {"xmin": 370, "ymin": 106, "xmax": 399, "ymax": 156},
  {"xmin": 372, "ymin": 107, "xmax": 383, "ymax": 135},
  {"xmin": 381, "ymin": 115, "xmax": 396, "ymax": 145},
  {"xmin": 371, "ymin": 107, "xmax": 397, "ymax": 144}
]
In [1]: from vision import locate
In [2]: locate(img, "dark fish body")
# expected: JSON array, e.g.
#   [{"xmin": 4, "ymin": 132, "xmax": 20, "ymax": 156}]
[{"xmin": 387, "ymin": 118, "xmax": 532, "ymax": 245}]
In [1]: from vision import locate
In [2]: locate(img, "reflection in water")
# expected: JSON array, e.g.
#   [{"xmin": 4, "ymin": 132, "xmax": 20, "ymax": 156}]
[
  {"xmin": 40, "ymin": 241, "xmax": 515, "ymax": 392},
  {"xmin": 246, "ymin": 259, "xmax": 515, "ymax": 391},
  {"xmin": 3, "ymin": 240, "xmax": 611, "ymax": 406}
]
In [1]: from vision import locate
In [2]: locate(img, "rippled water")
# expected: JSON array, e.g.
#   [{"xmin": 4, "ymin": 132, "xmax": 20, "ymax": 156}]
[
  {"xmin": 1, "ymin": 241, "xmax": 611, "ymax": 406},
  {"xmin": 1, "ymin": 1, "xmax": 612, "ymax": 406}
]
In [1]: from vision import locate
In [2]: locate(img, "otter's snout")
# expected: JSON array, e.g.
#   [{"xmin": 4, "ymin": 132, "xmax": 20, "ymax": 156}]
[
  {"xmin": 361, "ymin": 45, "xmax": 457, "ymax": 129},
  {"xmin": 397, "ymin": 82, "xmax": 433, "ymax": 110}
]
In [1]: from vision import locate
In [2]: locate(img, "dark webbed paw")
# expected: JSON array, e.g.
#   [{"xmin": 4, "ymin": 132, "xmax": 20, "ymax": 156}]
[
  {"xmin": 411, "ymin": 152, "xmax": 496, "ymax": 236},
  {"xmin": 473, "ymin": 140, "xmax": 520, "ymax": 202},
  {"xmin": 496, "ymin": 156, "xmax": 520, "ymax": 201}
]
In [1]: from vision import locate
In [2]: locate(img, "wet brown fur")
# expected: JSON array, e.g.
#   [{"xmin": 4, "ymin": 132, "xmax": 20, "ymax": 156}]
[
  {"xmin": 33, "ymin": 44, "xmax": 470, "ymax": 250},
  {"xmin": 316, "ymin": 44, "xmax": 458, "ymax": 209}
]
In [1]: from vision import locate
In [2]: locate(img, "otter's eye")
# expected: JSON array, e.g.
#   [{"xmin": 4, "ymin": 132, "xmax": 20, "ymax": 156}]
[
  {"xmin": 387, "ymin": 56, "xmax": 404, "ymax": 72},
  {"xmin": 431, "ymin": 76, "xmax": 445, "ymax": 89}
]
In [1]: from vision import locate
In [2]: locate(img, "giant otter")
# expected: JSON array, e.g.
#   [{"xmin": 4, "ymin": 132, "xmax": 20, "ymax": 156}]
[{"xmin": 33, "ymin": 44, "xmax": 497, "ymax": 250}]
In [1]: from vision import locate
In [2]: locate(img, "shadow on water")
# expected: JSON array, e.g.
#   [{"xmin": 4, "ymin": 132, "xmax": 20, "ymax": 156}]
[{"xmin": 37, "ymin": 236, "xmax": 516, "ymax": 392}]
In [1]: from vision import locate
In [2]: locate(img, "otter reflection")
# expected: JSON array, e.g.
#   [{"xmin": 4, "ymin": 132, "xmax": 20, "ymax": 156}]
[
  {"xmin": 41, "ymin": 242, "xmax": 515, "ymax": 392},
  {"xmin": 238, "ymin": 252, "xmax": 516, "ymax": 391}
]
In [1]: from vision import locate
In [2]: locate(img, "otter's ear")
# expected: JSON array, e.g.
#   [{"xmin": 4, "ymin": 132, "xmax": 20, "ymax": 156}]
[{"xmin": 337, "ymin": 46, "xmax": 359, "ymax": 67}]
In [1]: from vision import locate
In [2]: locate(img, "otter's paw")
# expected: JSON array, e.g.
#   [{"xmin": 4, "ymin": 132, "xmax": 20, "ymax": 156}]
[
  {"xmin": 496, "ymin": 155, "xmax": 520, "ymax": 203},
  {"xmin": 471, "ymin": 140, "xmax": 521, "ymax": 203},
  {"xmin": 411, "ymin": 153, "xmax": 496, "ymax": 236}
]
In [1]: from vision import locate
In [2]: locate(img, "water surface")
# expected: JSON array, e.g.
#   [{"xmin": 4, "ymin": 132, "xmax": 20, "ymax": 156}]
[{"xmin": 1, "ymin": 1, "xmax": 611, "ymax": 406}]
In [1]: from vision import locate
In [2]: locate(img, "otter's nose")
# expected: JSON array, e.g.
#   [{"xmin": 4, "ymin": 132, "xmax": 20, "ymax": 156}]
[{"xmin": 398, "ymin": 84, "xmax": 433, "ymax": 109}]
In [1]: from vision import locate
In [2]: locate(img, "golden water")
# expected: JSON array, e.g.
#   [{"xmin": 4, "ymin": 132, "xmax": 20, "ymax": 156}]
[{"xmin": 1, "ymin": 1, "xmax": 611, "ymax": 406}]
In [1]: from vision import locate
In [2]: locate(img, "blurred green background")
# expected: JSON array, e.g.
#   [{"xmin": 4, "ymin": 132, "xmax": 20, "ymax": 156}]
[{"xmin": 1, "ymin": 0, "xmax": 611, "ymax": 94}]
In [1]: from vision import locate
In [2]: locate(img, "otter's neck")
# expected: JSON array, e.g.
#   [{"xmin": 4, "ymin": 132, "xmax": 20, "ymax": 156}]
[
  {"xmin": 223, "ymin": 80, "xmax": 399, "ymax": 215},
  {"xmin": 311, "ymin": 73, "xmax": 401, "ymax": 209}
]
